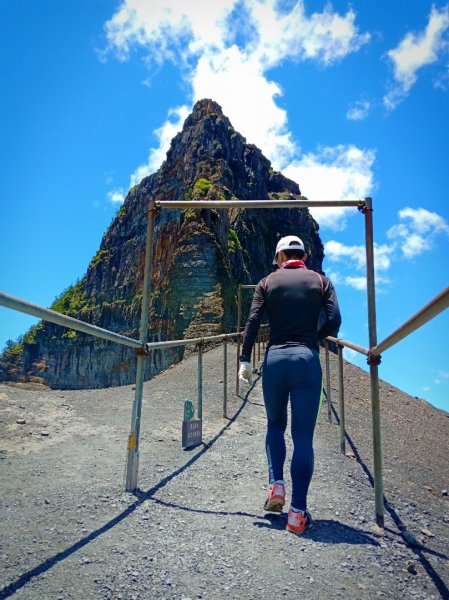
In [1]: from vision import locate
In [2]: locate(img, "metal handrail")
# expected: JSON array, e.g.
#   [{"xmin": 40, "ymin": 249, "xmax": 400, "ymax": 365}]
[
  {"xmin": 322, "ymin": 285, "xmax": 448, "ymax": 526},
  {"xmin": 370, "ymin": 285, "xmax": 449, "ymax": 357},
  {"xmin": 0, "ymin": 291, "xmax": 240, "ymax": 351},
  {"xmin": 326, "ymin": 336, "xmax": 369, "ymax": 356},
  {"xmin": 156, "ymin": 199, "xmax": 364, "ymax": 210},
  {"xmin": 0, "ymin": 291, "xmax": 144, "ymax": 350},
  {"xmin": 0, "ymin": 289, "xmax": 238, "ymax": 443},
  {"xmin": 146, "ymin": 332, "xmax": 238, "ymax": 350},
  {"xmin": 1, "ymin": 195, "xmax": 389, "ymax": 525}
]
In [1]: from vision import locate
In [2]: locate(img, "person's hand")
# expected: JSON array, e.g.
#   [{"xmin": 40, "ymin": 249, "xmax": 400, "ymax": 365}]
[{"xmin": 239, "ymin": 361, "xmax": 253, "ymax": 386}]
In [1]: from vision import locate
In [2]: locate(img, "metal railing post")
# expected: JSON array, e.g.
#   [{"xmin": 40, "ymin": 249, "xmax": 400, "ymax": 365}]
[
  {"xmin": 324, "ymin": 340, "xmax": 332, "ymax": 423},
  {"xmin": 223, "ymin": 337, "xmax": 228, "ymax": 418},
  {"xmin": 236, "ymin": 285, "xmax": 242, "ymax": 396},
  {"xmin": 198, "ymin": 342, "xmax": 203, "ymax": 420},
  {"xmin": 363, "ymin": 197, "xmax": 385, "ymax": 528},
  {"xmin": 126, "ymin": 198, "xmax": 157, "ymax": 492},
  {"xmin": 337, "ymin": 344, "xmax": 346, "ymax": 454}
]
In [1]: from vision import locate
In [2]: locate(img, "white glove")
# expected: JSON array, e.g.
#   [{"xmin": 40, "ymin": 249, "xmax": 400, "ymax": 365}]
[{"xmin": 239, "ymin": 361, "xmax": 253, "ymax": 386}]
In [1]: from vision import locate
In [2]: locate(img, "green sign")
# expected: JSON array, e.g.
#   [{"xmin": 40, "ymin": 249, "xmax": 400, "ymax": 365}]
[{"xmin": 183, "ymin": 400, "xmax": 195, "ymax": 421}]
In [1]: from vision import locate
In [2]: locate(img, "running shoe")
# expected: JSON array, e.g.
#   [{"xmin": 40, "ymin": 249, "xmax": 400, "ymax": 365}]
[
  {"xmin": 286, "ymin": 509, "xmax": 312, "ymax": 534},
  {"xmin": 263, "ymin": 482, "xmax": 286, "ymax": 512}
]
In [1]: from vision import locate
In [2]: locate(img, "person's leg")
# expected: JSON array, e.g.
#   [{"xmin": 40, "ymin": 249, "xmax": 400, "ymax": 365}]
[
  {"xmin": 288, "ymin": 348, "xmax": 322, "ymax": 511},
  {"xmin": 262, "ymin": 349, "xmax": 290, "ymax": 484}
]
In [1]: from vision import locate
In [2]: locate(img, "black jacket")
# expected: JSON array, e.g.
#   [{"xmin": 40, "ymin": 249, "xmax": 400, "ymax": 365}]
[{"xmin": 240, "ymin": 262, "xmax": 341, "ymax": 362}]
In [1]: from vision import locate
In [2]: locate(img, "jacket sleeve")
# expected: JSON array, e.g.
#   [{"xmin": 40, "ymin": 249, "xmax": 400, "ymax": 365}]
[
  {"xmin": 317, "ymin": 277, "xmax": 342, "ymax": 340},
  {"xmin": 240, "ymin": 279, "xmax": 266, "ymax": 362}
]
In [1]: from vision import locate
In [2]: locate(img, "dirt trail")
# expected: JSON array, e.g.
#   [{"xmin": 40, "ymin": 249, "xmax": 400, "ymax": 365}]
[{"xmin": 1, "ymin": 345, "xmax": 448, "ymax": 599}]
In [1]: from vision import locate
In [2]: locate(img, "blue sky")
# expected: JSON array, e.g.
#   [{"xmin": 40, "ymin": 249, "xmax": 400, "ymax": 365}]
[{"xmin": 1, "ymin": 0, "xmax": 448, "ymax": 412}]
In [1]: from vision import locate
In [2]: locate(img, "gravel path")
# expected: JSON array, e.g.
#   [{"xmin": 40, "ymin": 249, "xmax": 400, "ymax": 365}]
[{"xmin": 1, "ymin": 344, "xmax": 448, "ymax": 599}]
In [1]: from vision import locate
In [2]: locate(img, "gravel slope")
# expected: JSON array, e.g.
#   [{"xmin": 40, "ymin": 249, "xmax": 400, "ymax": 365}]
[{"xmin": 1, "ymin": 344, "xmax": 448, "ymax": 599}]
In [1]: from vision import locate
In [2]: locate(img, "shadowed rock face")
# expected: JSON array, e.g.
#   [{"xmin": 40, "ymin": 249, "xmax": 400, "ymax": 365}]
[{"xmin": 1, "ymin": 99, "xmax": 324, "ymax": 389}]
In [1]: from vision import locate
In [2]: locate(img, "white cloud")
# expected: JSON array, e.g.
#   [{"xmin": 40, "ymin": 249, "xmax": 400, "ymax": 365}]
[
  {"xmin": 323, "ymin": 240, "xmax": 393, "ymax": 291},
  {"xmin": 284, "ymin": 146, "xmax": 375, "ymax": 229},
  {"xmin": 346, "ymin": 99, "xmax": 370, "ymax": 121},
  {"xmin": 433, "ymin": 370, "xmax": 449, "ymax": 386},
  {"xmin": 326, "ymin": 206, "xmax": 449, "ymax": 291},
  {"xmin": 245, "ymin": 1, "xmax": 370, "ymax": 67},
  {"xmin": 344, "ymin": 276, "xmax": 367, "ymax": 291},
  {"xmin": 108, "ymin": 188, "xmax": 125, "ymax": 204},
  {"xmin": 103, "ymin": 0, "xmax": 372, "ymax": 203},
  {"xmin": 103, "ymin": 0, "xmax": 235, "ymax": 62},
  {"xmin": 384, "ymin": 4, "xmax": 449, "ymax": 109},
  {"xmin": 192, "ymin": 46, "xmax": 297, "ymax": 169},
  {"xmin": 387, "ymin": 207, "xmax": 449, "ymax": 258}
]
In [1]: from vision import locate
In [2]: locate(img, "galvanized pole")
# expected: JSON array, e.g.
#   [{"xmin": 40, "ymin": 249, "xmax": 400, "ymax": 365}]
[
  {"xmin": 337, "ymin": 344, "xmax": 346, "ymax": 454},
  {"xmin": 223, "ymin": 337, "xmax": 228, "ymax": 418},
  {"xmin": 363, "ymin": 197, "xmax": 385, "ymax": 528},
  {"xmin": 125, "ymin": 198, "xmax": 157, "ymax": 492},
  {"xmin": 236, "ymin": 285, "xmax": 242, "ymax": 396},
  {"xmin": 197, "ymin": 342, "xmax": 203, "ymax": 420},
  {"xmin": 324, "ymin": 340, "xmax": 332, "ymax": 423}
]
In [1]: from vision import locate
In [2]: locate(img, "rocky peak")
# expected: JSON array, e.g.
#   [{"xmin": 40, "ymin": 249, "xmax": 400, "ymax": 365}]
[
  {"xmin": 184, "ymin": 98, "xmax": 226, "ymax": 125},
  {"xmin": 1, "ymin": 100, "xmax": 323, "ymax": 389}
]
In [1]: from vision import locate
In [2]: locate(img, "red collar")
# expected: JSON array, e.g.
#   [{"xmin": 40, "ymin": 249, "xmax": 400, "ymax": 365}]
[{"xmin": 281, "ymin": 260, "xmax": 307, "ymax": 269}]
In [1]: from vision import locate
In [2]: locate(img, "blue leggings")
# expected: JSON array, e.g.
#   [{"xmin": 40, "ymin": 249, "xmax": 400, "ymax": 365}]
[{"xmin": 262, "ymin": 346, "xmax": 322, "ymax": 510}]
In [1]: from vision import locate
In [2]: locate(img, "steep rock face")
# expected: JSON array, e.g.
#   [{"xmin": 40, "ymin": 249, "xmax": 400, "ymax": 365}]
[{"xmin": 1, "ymin": 99, "xmax": 324, "ymax": 389}]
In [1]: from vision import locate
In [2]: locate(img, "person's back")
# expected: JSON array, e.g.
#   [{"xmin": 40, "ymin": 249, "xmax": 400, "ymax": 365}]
[{"xmin": 265, "ymin": 266, "xmax": 325, "ymax": 349}]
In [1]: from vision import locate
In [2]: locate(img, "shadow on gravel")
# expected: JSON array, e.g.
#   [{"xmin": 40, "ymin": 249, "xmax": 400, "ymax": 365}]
[
  {"xmin": 152, "ymin": 497, "xmax": 261, "ymax": 520},
  {"xmin": 330, "ymin": 401, "xmax": 449, "ymax": 598},
  {"xmin": 255, "ymin": 515, "xmax": 380, "ymax": 546},
  {"xmin": 0, "ymin": 380, "xmax": 258, "ymax": 600}
]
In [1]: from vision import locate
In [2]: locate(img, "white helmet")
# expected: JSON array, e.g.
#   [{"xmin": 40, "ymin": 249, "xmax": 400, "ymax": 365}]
[{"xmin": 272, "ymin": 235, "xmax": 305, "ymax": 265}]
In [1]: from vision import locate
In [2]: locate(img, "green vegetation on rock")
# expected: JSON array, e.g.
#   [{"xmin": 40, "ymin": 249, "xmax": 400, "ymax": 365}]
[
  {"xmin": 185, "ymin": 178, "xmax": 227, "ymax": 201},
  {"xmin": 62, "ymin": 330, "xmax": 78, "ymax": 340},
  {"xmin": 228, "ymin": 228, "xmax": 242, "ymax": 253},
  {"xmin": 90, "ymin": 248, "xmax": 109, "ymax": 269},
  {"xmin": 51, "ymin": 279, "xmax": 89, "ymax": 317},
  {"xmin": 193, "ymin": 178, "xmax": 213, "ymax": 198},
  {"xmin": 183, "ymin": 208, "xmax": 197, "ymax": 220}
]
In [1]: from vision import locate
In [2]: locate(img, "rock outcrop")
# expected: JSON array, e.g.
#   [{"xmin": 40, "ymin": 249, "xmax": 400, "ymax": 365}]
[{"xmin": 1, "ymin": 99, "xmax": 324, "ymax": 389}]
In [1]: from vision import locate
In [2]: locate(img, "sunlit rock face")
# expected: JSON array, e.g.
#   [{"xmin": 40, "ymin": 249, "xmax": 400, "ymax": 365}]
[{"xmin": 0, "ymin": 99, "xmax": 323, "ymax": 389}]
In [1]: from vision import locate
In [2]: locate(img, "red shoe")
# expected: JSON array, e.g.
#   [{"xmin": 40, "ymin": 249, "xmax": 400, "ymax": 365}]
[
  {"xmin": 286, "ymin": 509, "xmax": 311, "ymax": 534},
  {"xmin": 263, "ymin": 482, "xmax": 286, "ymax": 512}
]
